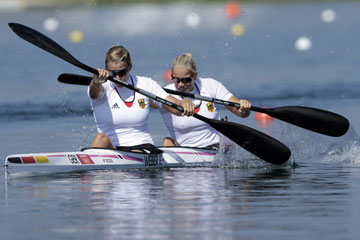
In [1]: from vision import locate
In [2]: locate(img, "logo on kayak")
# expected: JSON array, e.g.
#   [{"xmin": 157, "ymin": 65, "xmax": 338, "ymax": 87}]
[
  {"xmin": 138, "ymin": 99, "xmax": 146, "ymax": 109},
  {"xmin": 67, "ymin": 154, "xmax": 94, "ymax": 164},
  {"xmin": 144, "ymin": 154, "xmax": 163, "ymax": 166},
  {"xmin": 67, "ymin": 154, "xmax": 80, "ymax": 164},
  {"xmin": 76, "ymin": 154, "xmax": 94, "ymax": 164},
  {"xmin": 207, "ymin": 102, "xmax": 214, "ymax": 112}
]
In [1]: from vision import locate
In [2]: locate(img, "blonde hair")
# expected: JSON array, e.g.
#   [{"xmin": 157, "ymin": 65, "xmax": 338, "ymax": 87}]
[
  {"xmin": 172, "ymin": 53, "xmax": 197, "ymax": 76},
  {"xmin": 105, "ymin": 46, "xmax": 132, "ymax": 69}
]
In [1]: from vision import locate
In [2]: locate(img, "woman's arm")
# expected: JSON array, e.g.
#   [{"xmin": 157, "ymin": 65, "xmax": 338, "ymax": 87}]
[
  {"xmin": 226, "ymin": 95, "xmax": 251, "ymax": 118},
  {"xmin": 161, "ymin": 96, "xmax": 195, "ymax": 116},
  {"xmin": 89, "ymin": 68, "xmax": 108, "ymax": 99}
]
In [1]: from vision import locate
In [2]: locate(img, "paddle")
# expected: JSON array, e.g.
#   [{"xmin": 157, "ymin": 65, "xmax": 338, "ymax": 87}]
[
  {"xmin": 166, "ymin": 89, "xmax": 350, "ymax": 137},
  {"xmin": 8, "ymin": 22, "xmax": 291, "ymax": 165},
  {"xmin": 58, "ymin": 73, "xmax": 349, "ymax": 137}
]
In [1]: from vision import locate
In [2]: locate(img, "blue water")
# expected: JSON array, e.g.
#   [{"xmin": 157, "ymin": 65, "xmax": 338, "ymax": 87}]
[{"xmin": 1, "ymin": 2, "xmax": 360, "ymax": 239}]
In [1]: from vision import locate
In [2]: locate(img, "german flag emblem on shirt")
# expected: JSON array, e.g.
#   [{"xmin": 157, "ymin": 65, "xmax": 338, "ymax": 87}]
[
  {"xmin": 138, "ymin": 99, "xmax": 146, "ymax": 109},
  {"xmin": 207, "ymin": 102, "xmax": 214, "ymax": 112}
]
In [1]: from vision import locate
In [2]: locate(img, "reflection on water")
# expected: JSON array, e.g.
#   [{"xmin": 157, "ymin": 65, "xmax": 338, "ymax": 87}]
[{"xmin": 2, "ymin": 165, "xmax": 356, "ymax": 239}]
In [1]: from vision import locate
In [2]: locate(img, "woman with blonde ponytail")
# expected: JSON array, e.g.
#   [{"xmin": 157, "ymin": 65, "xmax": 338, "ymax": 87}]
[
  {"xmin": 88, "ymin": 46, "xmax": 194, "ymax": 149},
  {"xmin": 160, "ymin": 53, "xmax": 251, "ymax": 149}
]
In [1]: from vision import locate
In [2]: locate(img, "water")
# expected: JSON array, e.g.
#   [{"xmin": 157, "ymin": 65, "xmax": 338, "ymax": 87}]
[{"xmin": 1, "ymin": 1, "xmax": 360, "ymax": 239}]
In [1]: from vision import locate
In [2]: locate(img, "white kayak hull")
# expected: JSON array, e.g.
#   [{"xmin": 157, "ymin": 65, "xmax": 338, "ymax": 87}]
[{"xmin": 4, "ymin": 147, "xmax": 217, "ymax": 177}]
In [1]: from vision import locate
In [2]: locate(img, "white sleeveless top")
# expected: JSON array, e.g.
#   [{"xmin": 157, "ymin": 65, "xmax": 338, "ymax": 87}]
[
  {"xmin": 160, "ymin": 77, "xmax": 233, "ymax": 148},
  {"xmin": 89, "ymin": 74, "xmax": 169, "ymax": 146}
]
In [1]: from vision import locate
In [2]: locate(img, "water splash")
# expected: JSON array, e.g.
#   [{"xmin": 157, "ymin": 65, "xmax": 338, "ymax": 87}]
[
  {"xmin": 274, "ymin": 122, "xmax": 360, "ymax": 165},
  {"xmin": 212, "ymin": 135, "xmax": 283, "ymax": 168},
  {"xmin": 211, "ymin": 121, "xmax": 360, "ymax": 168},
  {"xmin": 318, "ymin": 126, "xmax": 360, "ymax": 164}
]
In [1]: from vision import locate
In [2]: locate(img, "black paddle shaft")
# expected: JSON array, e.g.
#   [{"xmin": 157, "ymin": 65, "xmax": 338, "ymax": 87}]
[
  {"xmin": 58, "ymin": 73, "xmax": 349, "ymax": 137},
  {"xmin": 9, "ymin": 22, "xmax": 291, "ymax": 164},
  {"xmin": 165, "ymin": 88, "xmax": 350, "ymax": 137}
]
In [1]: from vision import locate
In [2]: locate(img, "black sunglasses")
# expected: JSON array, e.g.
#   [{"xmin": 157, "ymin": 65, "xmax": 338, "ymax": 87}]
[
  {"xmin": 108, "ymin": 67, "xmax": 130, "ymax": 78},
  {"xmin": 172, "ymin": 76, "xmax": 193, "ymax": 83}
]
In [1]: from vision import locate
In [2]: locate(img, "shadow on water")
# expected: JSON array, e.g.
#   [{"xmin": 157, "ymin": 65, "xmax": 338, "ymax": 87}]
[{"xmin": 223, "ymin": 167, "xmax": 293, "ymax": 195}]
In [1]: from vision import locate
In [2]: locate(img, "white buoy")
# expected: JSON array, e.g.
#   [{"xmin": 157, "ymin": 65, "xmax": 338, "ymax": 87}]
[
  {"xmin": 43, "ymin": 17, "xmax": 59, "ymax": 32},
  {"xmin": 295, "ymin": 36, "xmax": 312, "ymax": 51},
  {"xmin": 185, "ymin": 13, "xmax": 201, "ymax": 28},
  {"xmin": 321, "ymin": 9, "xmax": 336, "ymax": 23}
]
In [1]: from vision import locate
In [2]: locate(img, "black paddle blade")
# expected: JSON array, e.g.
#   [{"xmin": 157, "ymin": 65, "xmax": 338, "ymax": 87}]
[
  {"xmin": 258, "ymin": 106, "xmax": 349, "ymax": 137},
  {"xmin": 195, "ymin": 114, "xmax": 291, "ymax": 165},
  {"xmin": 8, "ymin": 22, "xmax": 97, "ymax": 75},
  {"xmin": 58, "ymin": 73, "xmax": 92, "ymax": 85}
]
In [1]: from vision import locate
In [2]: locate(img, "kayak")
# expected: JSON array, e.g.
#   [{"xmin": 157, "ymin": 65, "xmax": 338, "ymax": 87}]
[{"xmin": 4, "ymin": 145, "xmax": 217, "ymax": 177}]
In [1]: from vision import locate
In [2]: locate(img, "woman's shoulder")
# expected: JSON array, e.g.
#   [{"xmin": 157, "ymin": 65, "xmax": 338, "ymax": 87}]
[
  {"xmin": 197, "ymin": 77, "xmax": 222, "ymax": 90},
  {"xmin": 197, "ymin": 77, "xmax": 231, "ymax": 98},
  {"xmin": 198, "ymin": 77, "xmax": 219, "ymax": 84},
  {"xmin": 164, "ymin": 82, "xmax": 176, "ymax": 90},
  {"xmin": 133, "ymin": 75, "xmax": 157, "ymax": 86},
  {"xmin": 134, "ymin": 75, "xmax": 151, "ymax": 81},
  {"xmin": 102, "ymin": 80, "xmax": 114, "ymax": 92},
  {"xmin": 133, "ymin": 75, "xmax": 168, "ymax": 97}
]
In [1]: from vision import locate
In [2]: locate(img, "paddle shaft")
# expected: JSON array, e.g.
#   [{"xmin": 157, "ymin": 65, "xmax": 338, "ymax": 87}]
[
  {"xmin": 58, "ymin": 73, "xmax": 350, "ymax": 137},
  {"xmin": 166, "ymin": 90, "xmax": 290, "ymax": 116},
  {"xmin": 58, "ymin": 73, "xmax": 245, "ymax": 109},
  {"xmin": 166, "ymin": 88, "xmax": 349, "ymax": 137}
]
